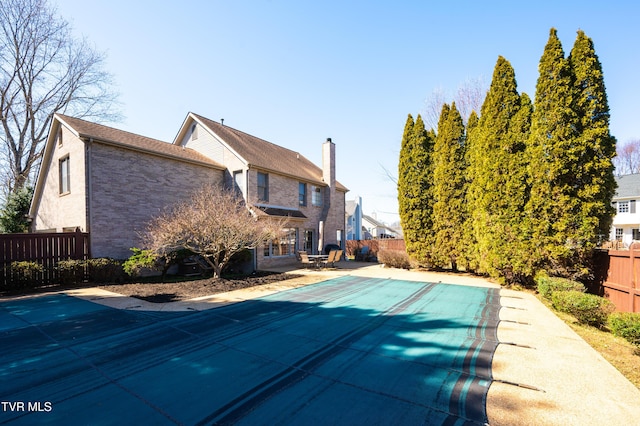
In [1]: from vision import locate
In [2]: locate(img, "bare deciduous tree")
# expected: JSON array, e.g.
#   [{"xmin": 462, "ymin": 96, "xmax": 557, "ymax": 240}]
[
  {"xmin": 141, "ymin": 186, "xmax": 284, "ymax": 278},
  {"xmin": 613, "ymin": 139, "xmax": 640, "ymax": 176},
  {"xmin": 422, "ymin": 77, "xmax": 487, "ymax": 131},
  {"xmin": 454, "ymin": 77, "xmax": 487, "ymax": 125},
  {"xmin": 0, "ymin": 0, "xmax": 120, "ymax": 194},
  {"xmin": 423, "ymin": 87, "xmax": 447, "ymax": 132}
]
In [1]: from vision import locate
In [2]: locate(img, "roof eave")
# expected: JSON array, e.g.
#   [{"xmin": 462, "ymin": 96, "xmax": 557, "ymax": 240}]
[{"xmin": 81, "ymin": 136, "xmax": 225, "ymax": 170}]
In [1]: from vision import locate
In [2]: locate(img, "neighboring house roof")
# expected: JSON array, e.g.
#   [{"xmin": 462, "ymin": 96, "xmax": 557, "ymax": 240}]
[
  {"xmin": 614, "ymin": 174, "xmax": 640, "ymax": 199},
  {"xmin": 56, "ymin": 114, "xmax": 224, "ymax": 169},
  {"xmin": 362, "ymin": 214, "xmax": 400, "ymax": 236},
  {"xmin": 345, "ymin": 200, "xmax": 358, "ymax": 216},
  {"xmin": 181, "ymin": 112, "xmax": 348, "ymax": 191}
]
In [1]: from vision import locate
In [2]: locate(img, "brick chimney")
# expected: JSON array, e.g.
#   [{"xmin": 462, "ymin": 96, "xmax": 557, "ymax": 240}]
[{"xmin": 322, "ymin": 138, "xmax": 335, "ymax": 188}]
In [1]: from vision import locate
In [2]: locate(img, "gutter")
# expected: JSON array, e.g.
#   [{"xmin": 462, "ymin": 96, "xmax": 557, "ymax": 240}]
[{"xmin": 83, "ymin": 138, "xmax": 93, "ymax": 250}]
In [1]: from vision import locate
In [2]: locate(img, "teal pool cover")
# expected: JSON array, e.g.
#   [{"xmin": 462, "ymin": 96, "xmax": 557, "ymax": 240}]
[{"xmin": 0, "ymin": 276, "xmax": 501, "ymax": 425}]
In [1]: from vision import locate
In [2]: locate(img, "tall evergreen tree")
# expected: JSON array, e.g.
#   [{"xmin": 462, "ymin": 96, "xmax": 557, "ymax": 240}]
[
  {"xmin": 525, "ymin": 28, "xmax": 582, "ymax": 275},
  {"xmin": 431, "ymin": 103, "xmax": 466, "ymax": 270},
  {"xmin": 462, "ymin": 110, "xmax": 480, "ymax": 272},
  {"xmin": 0, "ymin": 186, "xmax": 33, "ymax": 233},
  {"xmin": 468, "ymin": 56, "xmax": 532, "ymax": 283},
  {"xmin": 398, "ymin": 114, "xmax": 434, "ymax": 264},
  {"xmin": 568, "ymin": 30, "xmax": 617, "ymax": 249}
]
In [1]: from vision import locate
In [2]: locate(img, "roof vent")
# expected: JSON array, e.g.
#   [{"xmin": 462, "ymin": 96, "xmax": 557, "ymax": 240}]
[{"xmin": 221, "ymin": 118, "xmax": 224, "ymax": 126}]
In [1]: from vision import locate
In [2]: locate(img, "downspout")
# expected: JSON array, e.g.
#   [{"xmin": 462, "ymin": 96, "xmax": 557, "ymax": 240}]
[
  {"xmin": 84, "ymin": 138, "xmax": 93, "ymax": 258},
  {"xmin": 246, "ymin": 166, "xmax": 257, "ymax": 271}
]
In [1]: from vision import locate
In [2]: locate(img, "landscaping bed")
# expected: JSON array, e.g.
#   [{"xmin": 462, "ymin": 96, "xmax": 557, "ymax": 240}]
[
  {"xmin": 1, "ymin": 271, "xmax": 299, "ymax": 303},
  {"xmin": 98, "ymin": 271, "xmax": 297, "ymax": 303}
]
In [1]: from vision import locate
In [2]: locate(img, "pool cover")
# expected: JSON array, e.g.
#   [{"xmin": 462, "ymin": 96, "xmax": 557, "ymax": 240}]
[{"xmin": 0, "ymin": 276, "xmax": 501, "ymax": 425}]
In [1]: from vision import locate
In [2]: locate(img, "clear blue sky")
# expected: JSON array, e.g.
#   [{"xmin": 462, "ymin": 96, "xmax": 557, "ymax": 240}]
[{"xmin": 54, "ymin": 0, "xmax": 640, "ymax": 224}]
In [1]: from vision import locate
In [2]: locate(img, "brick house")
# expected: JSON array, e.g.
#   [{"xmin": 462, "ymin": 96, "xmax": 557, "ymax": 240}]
[{"xmin": 29, "ymin": 113, "xmax": 348, "ymax": 269}]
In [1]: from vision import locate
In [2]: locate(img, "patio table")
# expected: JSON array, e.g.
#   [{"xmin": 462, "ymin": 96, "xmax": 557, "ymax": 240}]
[{"xmin": 307, "ymin": 254, "xmax": 329, "ymax": 268}]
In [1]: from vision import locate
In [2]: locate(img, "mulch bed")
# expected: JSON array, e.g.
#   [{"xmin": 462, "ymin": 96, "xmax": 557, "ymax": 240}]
[
  {"xmin": 1, "ymin": 271, "xmax": 299, "ymax": 304},
  {"xmin": 99, "ymin": 271, "xmax": 297, "ymax": 303}
]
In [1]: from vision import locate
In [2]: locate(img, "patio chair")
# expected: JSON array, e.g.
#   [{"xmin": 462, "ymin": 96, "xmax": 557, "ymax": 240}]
[
  {"xmin": 356, "ymin": 246, "xmax": 370, "ymax": 261},
  {"xmin": 321, "ymin": 250, "xmax": 338, "ymax": 268},
  {"xmin": 333, "ymin": 250, "xmax": 343, "ymax": 267},
  {"xmin": 299, "ymin": 252, "xmax": 315, "ymax": 269}
]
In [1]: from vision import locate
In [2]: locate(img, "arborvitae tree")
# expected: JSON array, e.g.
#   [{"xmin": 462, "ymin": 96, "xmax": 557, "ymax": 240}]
[
  {"xmin": 568, "ymin": 30, "xmax": 617, "ymax": 250},
  {"xmin": 462, "ymin": 110, "xmax": 480, "ymax": 272},
  {"xmin": 468, "ymin": 56, "xmax": 532, "ymax": 283},
  {"xmin": 525, "ymin": 28, "xmax": 581, "ymax": 275},
  {"xmin": 398, "ymin": 114, "xmax": 434, "ymax": 264},
  {"xmin": 431, "ymin": 103, "xmax": 466, "ymax": 271}
]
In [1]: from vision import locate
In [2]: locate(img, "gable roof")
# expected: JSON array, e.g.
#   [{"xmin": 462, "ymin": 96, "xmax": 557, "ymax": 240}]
[
  {"xmin": 615, "ymin": 174, "xmax": 640, "ymax": 199},
  {"xmin": 184, "ymin": 113, "xmax": 347, "ymax": 191},
  {"xmin": 56, "ymin": 114, "xmax": 223, "ymax": 169}
]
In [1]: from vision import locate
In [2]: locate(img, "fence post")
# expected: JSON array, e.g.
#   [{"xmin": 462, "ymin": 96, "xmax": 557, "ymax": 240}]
[
  {"xmin": 74, "ymin": 228, "xmax": 84, "ymax": 260},
  {"xmin": 630, "ymin": 243, "xmax": 639, "ymax": 312}
]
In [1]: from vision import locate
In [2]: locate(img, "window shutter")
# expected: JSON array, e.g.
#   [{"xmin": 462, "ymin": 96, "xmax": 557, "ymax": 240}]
[{"xmin": 631, "ymin": 200, "xmax": 636, "ymax": 214}]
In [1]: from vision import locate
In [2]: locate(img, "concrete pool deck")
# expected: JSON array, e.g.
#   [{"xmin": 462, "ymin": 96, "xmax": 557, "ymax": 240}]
[{"xmin": 3, "ymin": 262, "xmax": 640, "ymax": 425}]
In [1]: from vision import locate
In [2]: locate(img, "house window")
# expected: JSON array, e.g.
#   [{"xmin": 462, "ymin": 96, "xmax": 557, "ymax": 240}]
[
  {"xmin": 618, "ymin": 201, "xmax": 629, "ymax": 213},
  {"xmin": 233, "ymin": 170, "xmax": 244, "ymax": 195},
  {"xmin": 191, "ymin": 123, "xmax": 198, "ymax": 140},
  {"xmin": 633, "ymin": 229, "xmax": 640, "ymax": 241},
  {"xmin": 264, "ymin": 228, "xmax": 297, "ymax": 257},
  {"xmin": 299, "ymin": 182, "xmax": 307, "ymax": 206},
  {"xmin": 57, "ymin": 128, "xmax": 63, "ymax": 146},
  {"xmin": 615, "ymin": 228, "xmax": 623, "ymax": 241},
  {"xmin": 311, "ymin": 185, "xmax": 323, "ymax": 206},
  {"xmin": 59, "ymin": 156, "xmax": 70, "ymax": 194},
  {"xmin": 257, "ymin": 172, "xmax": 269, "ymax": 201}
]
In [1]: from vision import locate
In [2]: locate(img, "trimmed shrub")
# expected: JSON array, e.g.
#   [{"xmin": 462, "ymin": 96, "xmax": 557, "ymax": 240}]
[
  {"xmin": 378, "ymin": 250, "xmax": 411, "ymax": 270},
  {"xmin": 87, "ymin": 258, "xmax": 125, "ymax": 283},
  {"xmin": 551, "ymin": 290, "xmax": 615, "ymax": 328},
  {"xmin": 8, "ymin": 261, "xmax": 43, "ymax": 289},
  {"xmin": 608, "ymin": 312, "xmax": 640, "ymax": 346},
  {"xmin": 536, "ymin": 274, "xmax": 585, "ymax": 300},
  {"xmin": 123, "ymin": 248, "xmax": 158, "ymax": 277},
  {"xmin": 56, "ymin": 259, "xmax": 86, "ymax": 285},
  {"xmin": 223, "ymin": 249, "xmax": 253, "ymax": 275}
]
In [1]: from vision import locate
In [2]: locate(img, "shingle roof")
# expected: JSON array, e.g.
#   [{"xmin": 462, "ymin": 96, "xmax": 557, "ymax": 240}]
[
  {"xmin": 191, "ymin": 113, "xmax": 347, "ymax": 191},
  {"xmin": 615, "ymin": 174, "xmax": 640, "ymax": 199},
  {"xmin": 56, "ymin": 114, "xmax": 224, "ymax": 169}
]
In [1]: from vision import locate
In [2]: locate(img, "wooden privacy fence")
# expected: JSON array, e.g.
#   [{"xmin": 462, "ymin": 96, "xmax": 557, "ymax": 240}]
[
  {"xmin": 345, "ymin": 239, "xmax": 406, "ymax": 258},
  {"xmin": 600, "ymin": 247, "xmax": 640, "ymax": 313},
  {"xmin": 0, "ymin": 229, "xmax": 90, "ymax": 287}
]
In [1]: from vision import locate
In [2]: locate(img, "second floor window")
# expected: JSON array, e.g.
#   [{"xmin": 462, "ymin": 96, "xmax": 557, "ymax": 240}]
[
  {"xmin": 618, "ymin": 201, "xmax": 630, "ymax": 213},
  {"xmin": 59, "ymin": 156, "xmax": 70, "ymax": 194},
  {"xmin": 299, "ymin": 182, "xmax": 307, "ymax": 206},
  {"xmin": 257, "ymin": 172, "xmax": 269, "ymax": 201},
  {"xmin": 311, "ymin": 185, "xmax": 323, "ymax": 206},
  {"xmin": 233, "ymin": 170, "xmax": 244, "ymax": 195}
]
